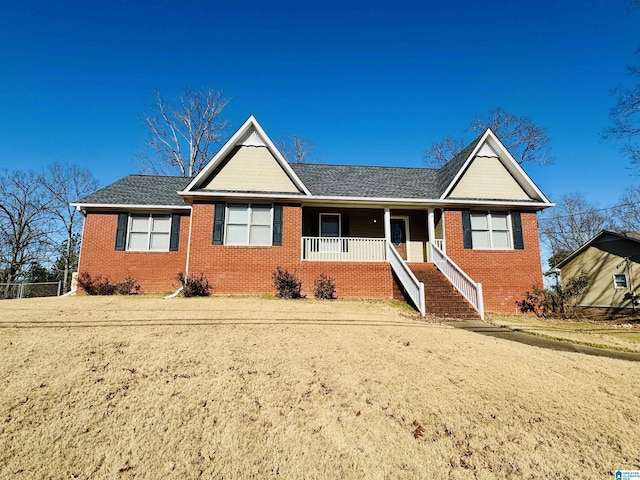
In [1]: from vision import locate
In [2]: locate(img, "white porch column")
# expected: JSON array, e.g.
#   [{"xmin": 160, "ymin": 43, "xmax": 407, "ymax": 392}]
[
  {"xmin": 427, "ymin": 208, "xmax": 435, "ymax": 262},
  {"xmin": 384, "ymin": 208, "xmax": 391, "ymax": 244}
]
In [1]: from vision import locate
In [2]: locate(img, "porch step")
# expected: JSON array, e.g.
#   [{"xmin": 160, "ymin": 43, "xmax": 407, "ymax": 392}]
[{"xmin": 408, "ymin": 264, "xmax": 480, "ymax": 320}]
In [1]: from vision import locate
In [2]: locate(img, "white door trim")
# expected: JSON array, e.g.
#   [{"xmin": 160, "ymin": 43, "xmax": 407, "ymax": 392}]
[{"xmin": 390, "ymin": 215, "xmax": 411, "ymax": 261}]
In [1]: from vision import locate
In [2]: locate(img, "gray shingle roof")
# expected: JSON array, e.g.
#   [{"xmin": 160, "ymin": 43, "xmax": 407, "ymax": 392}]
[
  {"xmin": 79, "ymin": 175, "xmax": 192, "ymax": 206},
  {"xmin": 290, "ymin": 163, "xmax": 440, "ymax": 198},
  {"xmin": 77, "ymin": 134, "xmax": 490, "ymax": 206},
  {"xmin": 436, "ymin": 132, "xmax": 484, "ymax": 195}
]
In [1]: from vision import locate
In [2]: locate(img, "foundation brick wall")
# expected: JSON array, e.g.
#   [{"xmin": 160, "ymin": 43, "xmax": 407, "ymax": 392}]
[
  {"xmin": 443, "ymin": 209, "xmax": 544, "ymax": 313},
  {"xmin": 78, "ymin": 212, "xmax": 189, "ymax": 293}
]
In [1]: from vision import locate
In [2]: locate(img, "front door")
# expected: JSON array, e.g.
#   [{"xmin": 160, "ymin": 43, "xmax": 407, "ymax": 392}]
[{"xmin": 390, "ymin": 217, "xmax": 408, "ymax": 260}]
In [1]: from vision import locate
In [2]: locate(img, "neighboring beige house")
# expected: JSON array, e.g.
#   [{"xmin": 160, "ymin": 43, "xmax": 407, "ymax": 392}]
[{"xmin": 557, "ymin": 230, "xmax": 640, "ymax": 311}]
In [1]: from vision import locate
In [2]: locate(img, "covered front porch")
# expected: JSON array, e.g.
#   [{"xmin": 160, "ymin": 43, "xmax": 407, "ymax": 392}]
[{"xmin": 300, "ymin": 206, "xmax": 445, "ymax": 262}]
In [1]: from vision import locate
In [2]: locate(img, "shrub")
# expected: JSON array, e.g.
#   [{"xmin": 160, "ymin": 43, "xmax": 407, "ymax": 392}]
[
  {"xmin": 516, "ymin": 270, "xmax": 590, "ymax": 319},
  {"xmin": 77, "ymin": 272, "xmax": 141, "ymax": 296},
  {"xmin": 77, "ymin": 272, "xmax": 115, "ymax": 295},
  {"xmin": 272, "ymin": 267, "xmax": 304, "ymax": 299},
  {"xmin": 515, "ymin": 285, "xmax": 546, "ymax": 317},
  {"xmin": 177, "ymin": 272, "xmax": 211, "ymax": 297},
  {"xmin": 314, "ymin": 273, "xmax": 336, "ymax": 300},
  {"xmin": 115, "ymin": 277, "xmax": 141, "ymax": 295}
]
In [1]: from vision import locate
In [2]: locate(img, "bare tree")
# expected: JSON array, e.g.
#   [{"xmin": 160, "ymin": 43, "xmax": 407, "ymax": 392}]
[
  {"xmin": 139, "ymin": 87, "xmax": 230, "ymax": 177},
  {"xmin": 423, "ymin": 136, "xmax": 466, "ymax": 167},
  {"xmin": 539, "ymin": 193, "xmax": 610, "ymax": 259},
  {"xmin": 276, "ymin": 134, "xmax": 315, "ymax": 163},
  {"xmin": 612, "ymin": 187, "xmax": 640, "ymax": 230},
  {"xmin": 606, "ymin": 56, "xmax": 640, "ymax": 169},
  {"xmin": 424, "ymin": 108, "xmax": 552, "ymax": 167},
  {"xmin": 40, "ymin": 162, "xmax": 98, "ymax": 292},
  {"xmin": 0, "ymin": 170, "xmax": 51, "ymax": 293}
]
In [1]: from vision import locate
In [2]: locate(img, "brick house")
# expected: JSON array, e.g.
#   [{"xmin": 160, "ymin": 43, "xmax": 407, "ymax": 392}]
[{"xmin": 74, "ymin": 116, "xmax": 552, "ymax": 318}]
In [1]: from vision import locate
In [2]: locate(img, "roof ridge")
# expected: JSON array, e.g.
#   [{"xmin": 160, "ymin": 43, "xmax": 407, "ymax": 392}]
[
  {"xmin": 126, "ymin": 174, "xmax": 193, "ymax": 179},
  {"xmin": 290, "ymin": 162, "xmax": 438, "ymax": 172}
]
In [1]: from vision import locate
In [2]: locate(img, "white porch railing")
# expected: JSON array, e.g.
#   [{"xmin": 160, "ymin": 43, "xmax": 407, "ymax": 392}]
[
  {"xmin": 433, "ymin": 238, "xmax": 445, "ymax": 251},
  {"xmin": 387, "ymin": 241, "xmax": 425, "ymax": 316},
  {"xmin": 302, "ymin": 237, "xmax": 386, "ymax": 262},
  {"xmin": 430, "ymin": 243, "xmax": 484, "ymax": 319}
]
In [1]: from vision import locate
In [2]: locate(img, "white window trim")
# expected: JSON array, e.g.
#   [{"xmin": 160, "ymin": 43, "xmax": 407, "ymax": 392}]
[
  {"xmin": 471, "ymin": 211, "xmax": 513, "ymax": 250},
  {"xmin": 224, "ymin": 203, "xmax": 273, "ymax": 246},
  {"xmin": 319, "ymin": 213, "xmax": 341, "ymax": 238},
  {"xmin": 613, "ymin": 273, "xmax": 628, "ymax": 289},
  {"xmin": 126, "ymin": 214, "xmax": 172, "ymax": 251}
]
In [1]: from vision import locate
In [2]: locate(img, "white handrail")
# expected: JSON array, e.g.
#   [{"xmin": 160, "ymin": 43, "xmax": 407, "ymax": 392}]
[
  {"xmin": 430, "ymin": 243, "xmax": 484, "ymax": 319},
  {"xmin": 302, "ymin": 237, "xmax": 386, "ymax": 262},
  {"xmin": 387, "ymin": 241, "xmax": 425, "ymax": 316}
]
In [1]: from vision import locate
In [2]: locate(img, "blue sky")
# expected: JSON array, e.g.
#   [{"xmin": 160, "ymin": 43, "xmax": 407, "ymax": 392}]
[{"xmin": 0, "ymin": 0, "xmax": 638, "ymax": 208}]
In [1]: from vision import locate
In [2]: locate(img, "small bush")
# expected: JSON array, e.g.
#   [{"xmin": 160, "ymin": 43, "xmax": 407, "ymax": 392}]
[
  {"xmin": 77, "ymin": 272, "xmax": 141, "ymax": 296},
  {"xmin": 115, "ymin": 277, "xmax": 141, "ymax": 295},
  {"xmin": 272, "ymin": 267, "xmax": 304, "ymax": 299},
  {"xmin": 77, "ymin": 272, "xmax": 115, "ymax": 295},
  {"xmin": 177, "ymin": 272, "xmax": 211, "ymax": 297},
  {"xmin": 515, "ymin": 285, "xmax": 546, "ymax": 316},
  {"xmin": 314, "ymin": 273, "xmax": 336, "ymax": 300}
]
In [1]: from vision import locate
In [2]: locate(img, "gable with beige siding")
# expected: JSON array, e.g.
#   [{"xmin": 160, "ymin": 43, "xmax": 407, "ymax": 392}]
[
  {"xmin": 448, "ymin": 156, "xmax": 532, "ymax": 201},
  {"xmin": 202, "ymin": 145, "xmax": 301, "ymax": 193}
]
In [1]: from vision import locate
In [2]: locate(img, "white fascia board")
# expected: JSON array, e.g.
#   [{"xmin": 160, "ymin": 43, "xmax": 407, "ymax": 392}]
[
  {"xmin": 72, "ymin": 203, "xmax": 192, "ymax": 211},
  {"xmin": 249, "ymin": 117, "xmax": 312, "ymax": 196},
  {"xmin": 182, "ymin": 115, "xmax": 311, "ymax": 196},
  {"xmin": 179, "ymin": 191, "xmax": 552, "ymax": 209},
  {"xmin": 439, "ymin": 129, "xmax": 491, "ymax": 200},
  {"xmin": 439, "ymin": 129, "xmax": 552, "ymax": 204}
]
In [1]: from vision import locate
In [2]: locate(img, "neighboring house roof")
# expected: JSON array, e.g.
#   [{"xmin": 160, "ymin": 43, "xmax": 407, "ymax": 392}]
[
  {"xmin": 78, "ymin": 175, "xmax": 192, "ymax": 207},
  {"xmin": 556, "ymin": 229, "xmax": 640, "ymax": 268},
  {"xmin": 290, "ymin": 163, "xmax": 440, "ymax": 198}
]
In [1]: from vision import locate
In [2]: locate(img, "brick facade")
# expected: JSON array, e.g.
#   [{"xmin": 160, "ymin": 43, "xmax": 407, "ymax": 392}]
[
  {"xmin": 78, "ymin": 212, "xmax": 189, "ymax": 293},
  {"xmin": 443, "ymin": 209, "xmax": 543, "ymax": 313},
  {"xmin": 77, "ymin": 205, "xmax": 542, "ymax": 312},
  {"xmin": 79, "ymin": 205, "xmax": 395, "ymax": 299}
]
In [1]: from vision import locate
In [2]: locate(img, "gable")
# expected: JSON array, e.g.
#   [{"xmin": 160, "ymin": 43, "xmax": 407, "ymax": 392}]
[
  {"xmin": 202, "ymin": 144, "xmax": 301, "ymax": 193},
  {"xmin": 447, "ymin": 154, "xmax": 532, "ymax": 201}
]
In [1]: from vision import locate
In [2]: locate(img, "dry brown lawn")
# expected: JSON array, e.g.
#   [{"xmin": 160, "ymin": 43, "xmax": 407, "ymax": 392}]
[
  {"xmin": 487, "ymin": 313, "xmax": 640, "ymax": 353},
  {"xmin": 1, "ymin": 296, "xmax": 639, "ymax": 479}
]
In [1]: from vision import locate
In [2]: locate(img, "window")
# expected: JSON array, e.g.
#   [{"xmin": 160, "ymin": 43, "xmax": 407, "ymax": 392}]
[
  {"xmin": 225, "ymin": 204, "xmax": 272, "ymax": 246},
  {"xmin": 469, "ymin": 212, "xmax": 512, "ymax": 249},
  {"xmin": 320, "ymin": 213, "xmax": 341, "ymax": 237},
  {"xmin": 127, "ymin": 214, "xmax": 171, "ymax": 251},
  {"xmin": 613, "ymin": 274, "xmax": 628, "ymax": 289}
]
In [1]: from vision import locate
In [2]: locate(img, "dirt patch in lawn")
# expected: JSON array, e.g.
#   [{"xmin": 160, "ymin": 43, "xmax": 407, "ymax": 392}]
[{"xmin": 1, "ymin": 296, "xmax": 639, "ymax": 478}]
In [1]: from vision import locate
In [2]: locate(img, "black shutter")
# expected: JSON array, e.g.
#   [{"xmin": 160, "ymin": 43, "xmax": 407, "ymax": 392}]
[
  {"xmin": 115, "ymin": 213, "xmax": 127, "ymax": 251},
  {"xmin": 341, "ymin": 214, "xmax": 350, "ymax": 237},
  {"xmin": 462, "ymin": 210, "xmax": 472, "ymax": 249},
  {"xmin": 273, "ymin": 204, "xmax": 283, "ymax": 246},
  {"xmin": 512, "ymin": 212, "xmax": 524, "ymax": 250},
  {"xmin": 212, "ymin": 203, "xmax": 225, "ymax": 245},
  {"xmin": 169, "ymin": 214, "xmax": 181, "ymax": 251}
]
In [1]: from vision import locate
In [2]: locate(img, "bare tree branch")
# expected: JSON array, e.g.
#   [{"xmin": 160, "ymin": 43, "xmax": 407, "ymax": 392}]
[
  {"xmin": 423, "ymin": 136, "xmax": 466, "ymax": 168},
  {"xmin": 605, "ymin": 56, "xmax": 640, "ymax": 170},
  {"xmin": 276, "ymin": 134, "xmax": 315, "ymax": 163},
  {"xmin": 539, "ymin": 194, "xmax": 611, "ymax": 262},
  {"xmin": 139, "ymin": 87, "xmax": 230, "ymax": 177},
  {"xmin": 39, "ymin": 162, "xmax": 98, "ymax": 292},
  {"xmin": 425, "ymin": 108, "xmax": 552, "ymax": 167},
  {"xmin": 0, "ymin": 170, "xmax": 52, "ymax": 293},
  {"xmin": 470, "ymin": 108, "xmax": 552, "ymax": 165}
]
